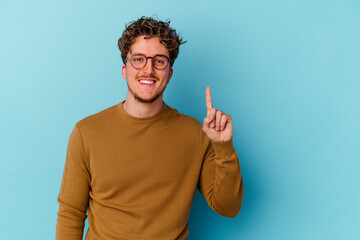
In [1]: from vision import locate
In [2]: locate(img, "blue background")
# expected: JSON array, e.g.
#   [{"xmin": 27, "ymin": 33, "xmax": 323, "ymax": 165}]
[{"xmin": 1, "ymin": 0, "xmax": 359, "ymax": 239}]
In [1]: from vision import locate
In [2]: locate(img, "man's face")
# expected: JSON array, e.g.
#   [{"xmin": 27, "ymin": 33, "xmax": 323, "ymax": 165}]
[{"xmin": 121, "ymin": 36, "xmax": 173, "ymax": 103}]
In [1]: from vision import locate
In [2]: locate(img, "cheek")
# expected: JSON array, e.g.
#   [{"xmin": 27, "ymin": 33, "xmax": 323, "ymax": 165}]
[
  {"xmin": 126, "ymin": 68, "xmax": 138, "ymax": 80},
  {"xmin": 162, "ymin": 69, "xmax": 171, "ymax": 78}
]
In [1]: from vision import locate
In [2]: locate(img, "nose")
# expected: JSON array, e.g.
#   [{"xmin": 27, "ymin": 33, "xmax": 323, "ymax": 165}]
[{"xmin": 142, "ymin": 58, "xmax": 155, "ymax": 74}]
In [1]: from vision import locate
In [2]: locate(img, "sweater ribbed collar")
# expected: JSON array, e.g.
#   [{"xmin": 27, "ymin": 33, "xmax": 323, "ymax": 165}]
[{"xmin": 117, "ymin": 100, "xmax": 170, "ymax": 123}]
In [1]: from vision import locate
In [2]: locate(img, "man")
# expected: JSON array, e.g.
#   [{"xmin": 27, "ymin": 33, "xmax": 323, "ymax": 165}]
[{"xmin": 56, "ymin": 16, "xmax": 244, "ymax": 240}]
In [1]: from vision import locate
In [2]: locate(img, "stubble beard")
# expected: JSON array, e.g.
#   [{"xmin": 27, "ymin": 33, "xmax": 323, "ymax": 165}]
[{"xmin": 127, "ymin": 77, "xmax": 168, "ymax": 104}]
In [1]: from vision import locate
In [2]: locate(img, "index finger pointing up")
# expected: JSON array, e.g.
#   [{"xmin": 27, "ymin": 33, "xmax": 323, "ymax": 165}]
[{"xmin": 206, "ymin": 86, "xmax": 213, "ymax": 116}]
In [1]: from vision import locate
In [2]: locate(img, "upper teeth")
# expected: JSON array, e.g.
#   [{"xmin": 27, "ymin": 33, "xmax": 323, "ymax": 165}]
[{"xmin": 139, "ymin": 80, "xmax": 155, "ymax": 84}]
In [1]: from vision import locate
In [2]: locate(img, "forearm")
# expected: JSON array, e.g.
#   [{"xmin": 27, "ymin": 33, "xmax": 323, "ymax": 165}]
[
  {"xmin": 210, "ymin": 140, "xmax": 243, "ymax": 217},
  {"xmin": 56, "ymin": 201, "xmax": 87, "ymax": 240},
  {"xmin": 199, "ymin": 138, "xmax": 244, "ymax": 217}
]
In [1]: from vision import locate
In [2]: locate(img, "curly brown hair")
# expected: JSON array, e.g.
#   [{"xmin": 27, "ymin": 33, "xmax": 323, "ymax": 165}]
[{"xmin": 118, "ymin": 16, "xmax": 186, "ymax": 66}]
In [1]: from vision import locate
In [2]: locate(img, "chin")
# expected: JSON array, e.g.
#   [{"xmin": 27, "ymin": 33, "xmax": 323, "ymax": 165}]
[
  {"xmin": 127, "ymin": 82, "xmax": 167, "ymax": 104},
  {"xmin": 134, "ymin": 94, "xmax": 161, "ymax": 103}
]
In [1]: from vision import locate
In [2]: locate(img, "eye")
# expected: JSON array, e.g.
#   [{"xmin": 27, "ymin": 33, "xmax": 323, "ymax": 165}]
[
  {"xmin": 154, "ymin": 56, "xmax": 168, "ymax": 66},
  {"xmin": 155, "ymin": 58, "xmax": 165, "ymax": 64},
  {"xmin": 132, "ymin": 56, "xmax": 144, "ymax": 63}
]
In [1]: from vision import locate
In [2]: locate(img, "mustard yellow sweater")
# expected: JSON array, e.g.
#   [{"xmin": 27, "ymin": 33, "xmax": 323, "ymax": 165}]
[{"xmin": 56, "ymin": 102, "xmax": 243, "ymax": 240}]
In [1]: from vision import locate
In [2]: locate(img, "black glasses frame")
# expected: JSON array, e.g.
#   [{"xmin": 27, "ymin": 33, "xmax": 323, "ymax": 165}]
[{"xmin": 124, "ymin": 53, "xmax": 171, "ymax": 70}]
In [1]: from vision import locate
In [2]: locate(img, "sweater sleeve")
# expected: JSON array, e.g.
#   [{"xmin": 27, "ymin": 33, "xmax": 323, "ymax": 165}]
[
  {"xmin": 56, "ymin": 125, "xmax": 90, "ymax": 239},
  {"xmin": 197, "ymin": 130, "xmax": 244, "ymax": 217}
]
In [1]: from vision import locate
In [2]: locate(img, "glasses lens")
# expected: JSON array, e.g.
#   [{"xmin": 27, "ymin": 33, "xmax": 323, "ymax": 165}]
[
  {"xmin": 130, "ymin": 54, "xmax": 146, "ymax": 68},
  {"xmin": 153, "ymin": 55, "xmax": 169, "ymax": 69}
]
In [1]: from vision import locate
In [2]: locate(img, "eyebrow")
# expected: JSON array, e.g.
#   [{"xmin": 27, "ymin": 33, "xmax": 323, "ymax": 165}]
[{"xmin": 131, "ymin": 52, "xmax": 170, "ymax": 57}]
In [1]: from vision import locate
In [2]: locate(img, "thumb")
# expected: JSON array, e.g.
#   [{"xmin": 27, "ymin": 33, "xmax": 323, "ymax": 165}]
[{"xmin": 203, "ymin": 114, "xmax": 215, "ymax": 132}]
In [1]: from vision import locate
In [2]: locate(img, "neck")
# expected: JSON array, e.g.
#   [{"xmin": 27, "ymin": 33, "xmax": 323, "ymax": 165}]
[{"xmin": 123, "ymin": 93, "xmax": 164, "ymax": 118}]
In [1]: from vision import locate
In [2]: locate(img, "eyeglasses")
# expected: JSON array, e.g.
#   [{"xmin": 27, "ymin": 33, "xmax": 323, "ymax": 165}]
[{"xmin": 124, "ymin": 53, "xmax": 171, "ymax": 70}]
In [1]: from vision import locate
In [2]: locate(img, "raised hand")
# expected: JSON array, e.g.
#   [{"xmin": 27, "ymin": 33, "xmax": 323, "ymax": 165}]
[{"xmin": 203, "ymin": 86, "xmax": 233, "ymax": 142}]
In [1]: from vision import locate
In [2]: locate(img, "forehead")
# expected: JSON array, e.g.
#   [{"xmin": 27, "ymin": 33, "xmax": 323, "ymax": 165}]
[{"xmin": 129, "ymin": 36, "xmax": 169, "ymax": 57}]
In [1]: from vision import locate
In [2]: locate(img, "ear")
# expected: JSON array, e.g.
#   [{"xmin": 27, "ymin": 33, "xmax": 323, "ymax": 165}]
[
  {"xmin": 167, "ymin": 67, "xmax": 173, "ymax": 83},
  {"xmin": 121, "ymin": 64, "xmax": 127, "ymax": 80}
]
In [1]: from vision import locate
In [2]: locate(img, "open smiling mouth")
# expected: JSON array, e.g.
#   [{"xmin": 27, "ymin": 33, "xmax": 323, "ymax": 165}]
[{"xmin": 138, "ymin": 79, "xmax": 156, "ymax": 87}]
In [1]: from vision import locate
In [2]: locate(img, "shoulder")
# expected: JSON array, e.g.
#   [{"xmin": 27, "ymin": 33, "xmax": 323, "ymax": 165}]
[
  {"xmin": 75, "ymin": 103, "xmax": 120, "ymax": 131},
  {"xmin": 164, "ymin": 105, "xmax": 210, "ymax": 149},
  {"xmin": 165, "ymin": 104, "xmax": 203, "ymax": 130}
]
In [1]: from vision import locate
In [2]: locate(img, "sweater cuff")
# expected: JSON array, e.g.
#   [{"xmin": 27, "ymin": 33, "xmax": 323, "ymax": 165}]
[{"xmin": 211, "ymin": 140, "xmax": 235, "ymax": 159}]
